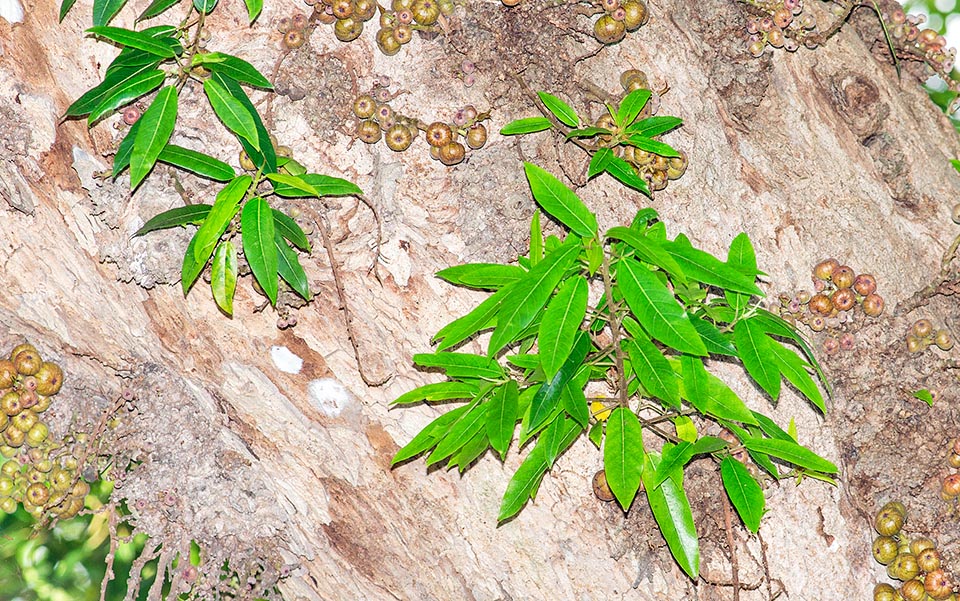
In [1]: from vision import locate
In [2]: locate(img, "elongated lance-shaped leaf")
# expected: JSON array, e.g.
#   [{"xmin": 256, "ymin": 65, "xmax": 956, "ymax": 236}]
[
  {"xmin": 561, "ymin": 376, "xmax": 589, "ymax": 427},
  {"xmin": 487, "ymin": 380, "xmax": 519, "ymax": 458},
  {"xmin": 134, "ymin": 204, "xmax": 212, "ymax": 237},
  {"xmin": 210, "ymin": 240, "xmax": 237, "ymax": 315},
  {"xmin": 88, "ymin": 69, "xmax": 165, "ymax": 125},
  {"xmin": 450, "ymin": 431, "xmax": 490, "ymax": 473},
  {"xmin": 427, "ymin": 402, "xmax": 488, "ymax": 466},
  {"xmin": 625, "ymin": 135, "xmax": 681, "ymax": 158},
  {"xmin": 500, "ymin": 117, "xmax": 552, "ymax": 135},
  {"xmin": 603, "ymin": 155, "xmax": 651, "ymax": 195},
  {"xmin": 241, "ymin": 197, "xmax": 279, "ymax": 304},
  {"xmin": 138, "ymin": 0, "xmax": 181, "ymax": 21},
  {"xmin": 617, "ymin": 258, "xmax": 707, "ymax": 356},
  {"xmin": 413, "ymin": 352, "xmax": 505, "ymax": 380},
  {"xmin": 663, "ymin": 239, "xmax": 763, "ymax": 296},
  {"xmin": 743, "ymin": 438, "xmax": 838, "ymax": 474},
  {"xmin": 625, "ymin": 337, "xmax": 680, "ymax": 408},
  {"xmin": 433, "ymin": 286, "xmax": 511, "ymax": 351},
  {"xmin": 649, "ymin": 441, "xmax": 693, "ymax": 490},
  {"xmin": 392, "ymin": 381, "xmax": 479, "ymax": 405},
  {"xmin": 436, "ymin": 264, "xmax": 526, "ymax": 290},
  {"xmin": 192, "ymin": 175, "xmax": 251, "ymax": 265},
  {"xmin": 87, "ymin": 26, "xmax": 178, "ymax": 57},
  {"xmin": 721, "ymin": 456, "xmax": 764, "ymax": 533},
  {"xmin": 523, "ymin": 163, "xmax": 598, "ymax": 239},
  {"xmin": 543, "ymin": 415, "xmax": 581, "ymax": 468},
  {"xmin": 724, "ymin": 232, "xmax": 757, "ymax": 312},
  {"xmin": 750, "ymin": 309, "xmax": 830, "ymax": 397},
  {"xmin": 625, "ymin": 116, "xmax": 683, "ymax": 138},
  {"xmin": 92, "ymin": 0, "xmax": 129, "ymax": 26},
  {"xmin": 272, "ymin": 209, "xmax": 310, "ymax": 251},
  {"xmin": 193, "ymin": 0, "xmax": 217, "ymax": 13},
  {"xmin": 192, "ymin": 52, "xmax": 272, "ymax": 89},
  {"xmin": 392, "ymin": 405, "xmax": 471, "ymax": 466},
  {"xmin": 244, "ymin": 0, "xmax": 263, "ymax": 22},
  {"xmin": 606, "ymin": 226, "xmax": 684, "ymax": 283},
  {"xmin": 604, "ymin": 407, "xmax": 645, "ymax": 510},
  {"xmin": 130, "ymin": 86, "xmax": 178, "ymax": 189},
  {"xmin": 766, "ymin": 341, "xmax": 825, "ymax": 413},
  {"xmin": 267, "ymin": 173, "xmax": 318, "ymax": 196},
  {"xmin": 157, "ymin": 144, "xmax": 236, "ymax": 182},
  {"xmin": 536, "ymin": 91, "xmax": 579, "ymax": 128},
  {"xmin": 275, "ymin": 234, "xmax": 311, "ymax": 300},
  {"xmin": 270, "ymin": 173, "xmax": 362, "ymax": 197},
  {"xmin": 530, "ymin": 210, "xmax": 543, "ymax": 266},
  {"xmin": 488, "ymin": 237, "xmax": 581, "ymax": 356},
  {"xmin": 565, "ymin": 126, "xmax": 609, "ymax": 140},
  {"xmin": 734, "ymin": 318, "xmax": 781, "ymax": 400},
  {"xmin": 689, "ymin": 316, "xmax": 737, "ymax": 356},
  {"xmin": 181, "ymin": 230, "xmax": 204, "ymax": 294},
  {"xmin": 66, "ymin": 62, "xmax": 161, "ymax": 118},
  {"xmin": 527, "ymin": 331, "xmax": 590, "ymax": 433},
  {"xmin": 588, "ymin": 147, "xmax": 614, "ymax": 178},
  {"xmin": 643, "ymin": 453, "xmax": 700, "ymax": 579},
  {"xmin": 538, "ymin": 275, "xmax": 588, "ymax": 379},
  {"xmin": 616, "ymin": 88, "xmax": 652, "ymax": 129},
  {"xmin": 60, "ymin": 0, "xmax": 78, "ymax": 21},
  {"xmin": 204, "ymin": 79, "xmax": 260, "ymax": 150},
  {"xmin": 209, "ymin": 72, "xmax": 276, "ymax": 173},
  {"xmin": 677, "ymin": 356, "xmax": 759, "ymax": 425}
]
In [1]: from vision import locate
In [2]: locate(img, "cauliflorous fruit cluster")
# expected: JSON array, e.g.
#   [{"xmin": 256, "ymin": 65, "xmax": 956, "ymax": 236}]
[
  {"xmin": 943, "ymin": 438, "xmax": 960, "ymax": 513},
  {"xmin": 883, "ymin": 7, "xmax": 956, "ymax": 81},
  {"xmin": 277, "ymin": 12, "xmax": 312, "ymax": 50},
  {"xmin": 592, "ymin": 0, "xmax": 648, "ymax": 45},
  {"xmin": 0, "ymin": 342, "xmax": 89, "ymax": 521},
  {"xmin": 871, "ymin": 501, "xmax": 957, "ymax": 600},
  {"xmin": 905, "ymin": 319, "xmax": 954, "ymax": 354},
  {"xmin": 354, "ymin": 89, "xmax": 489, "ymax": 166},
  {"xmin": 744, "ymin": 0, "xmax": 823, "ymax": 57},
  {"xmin": 612, "ymin": 70, "xmax": 687, "ymax": 192}
]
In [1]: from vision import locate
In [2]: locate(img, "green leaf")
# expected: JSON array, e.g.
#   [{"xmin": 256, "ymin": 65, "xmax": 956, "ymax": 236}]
[
  {"xmin": 605, "ymin": 226, "xmax": 684, "ymax": 282},
  {"xmin": 275, "ymin": 234, "xmax": 311, "ymax": 301},
  {"xmin": 750, "ymin": 411, "xmax": 793, "ymax": 442},
  {"xmin": 616, "ymin": 88, "xmax": 651, "ymax": 129},
  {"xmin": 625, "ymin": 116, "xmax": 683, "ymax": 138},
  {"xmin": 527, "ymin": 332, "xmax": 590, "ymax": 432},
  {"xmin": 561, "ymin": 378, "xmax": 589, "ymax": 427},
  {"xmin": 913, "ymin": 389, "xmax": 934, "ymax": 406},
  {"xmin": 392, "ymin": 381, "xmax": 479, "ymax": 405},
  {"xmin": 678, "ymin": 356, "xmax": 759, "ymax": 425},
  {"xmin": 181, "ymin": 229, "xmax": 204, "ymax": 294},
  {"xmin": 617, "ymin": 258, "xmax": 707, "ymax": 355},
  {"xmin": 87, "ymin": 69, "xmax": 165, "ymax": 124},
  {"xmin": 113, "ymin": 123, "xmax": 139, "ymax": 177},
  {"xmin": 650, "ymin": 441, "xmax": 693, "ymax": 490},
  {"xmin": 720, "ymin": 457, "xmax": 764, "ymax": 533},
  {"xmin": 690, "ymin": 435, "xmax": 728, "ymax": 455},
  {"xmin": 138, "ymin": 0, "xmax": 181, "ymax": 21},
  {"xmin": 193, "ymin": 0, "xmax": 217, "ymax": 13},
  {"xmin": 133, "ymin": 204, "xmax": 211, "ymax": 237},
  {"xmin": 204, "ymin": 79, "xmax": 260, "ymax": 150},
  {"xmin": 663, "ymin": 239, "xmax": 762, "ymax": 295},
  {"xmin": 536, "ymin": 91, "xmax": 579, "ymax": 128},
  {"xmin": 643, "ymin": 454, "xmax": 700, "ymax": 579},
  {"xmin": 192, "ymin": 175, "xmax": 250, "ymax": 266},
  {"xmin": 488, "ymin": 237, "xmax": 581, "ymax": 356},
  {"xmin": 270, "ymin": 173, "xmax": 362, "ymax": 197},
  {"xmin": 241, "ymin": 197, "xmax": 279, "ymax": 305},
  {"xmin": 725, "ymin": 232, "xmax": 757, "ymax": 312},
  {"xmin": 689, "ymin": 316, "xmax": 737, "ymax": 356},
  {"xmin": 210, "ymin": 241, "xmax": 237, "ymax": 315},
  {"xmin": 625, "ymin": 135, "xmax": 680, "ymax": 158},
  {"xmin": 193, "ymin": 52, "xmax": 272, "ymax": 89},
  {"xmin": 436, "ymin": 264, "xmax": 526, "ymax": 290},
  {"xmin": 92, "ymin": 0, "xmax": 128, "ymax": 26},
  {"xmin": 530, "ymin": 210, "xmax": 543, "ymax": 266},
  {"xmin": 603, "ymin": 407, "xmax": 644, "ymax": 510},
  {"xmin": 266, "ymin": 173, "xmax": 319, "ymax": 197},
  {"xmin": 433, "ymin": 287, "xmax": 510, "ymax": 352},
  {"xmin": 734, "ymin": 319, "xmax": 781, "ymax": 400},
  {"xmin": 427, "ymin": 403, "xmax": 488, "ymax": 466},
  {"xmin": 602, "ymin": 155, "xmax": 652, "ymax": 195},
  {"xmin": 130, "ymin": 85, "xmax": 178, "ymax": 188},
  {"xmin": 60, "ymin": 0, "xmax": 79, "ymax": 21},
  {"xmin": 449, "ymin": 430, "xmax": 489, "ymax": 472},
  {"xmin": 523, "ymin": 163, "xmax": 598, "ymax": 238},
  {"xmin": 500, "ymin": 117, "xmax": 552, "ymax": 135},
  {"xmin": 538, "ymin": 275, "xmax": 588, "ymax": 379},
  {"xmin": 157, "ymin": 144, "xmax": 235, "ymax": 181},
  {"xmin": 209, "ymin": 72, "xmax": 275, "ymax": 174},
  {"xmin": 486, "ymin": 381, "xmax": 518, "ymax": 458},
  {"xmin": 626, "ymin": 337, "xmax": 680, "ymax": 408},
  {"xmin": 750, "ymin": 309, "xmax": 828, "ymax": 395},
  {"xmin": 392, "ymin": 405, "xmax": 471, "ymax": 465},
  {"xmin": 413, "ymin": 352, "xmax": 504, "ymax": 380},
  {"xmin": 588, "ymin": 421, "xmax": 603, "ymax": 448},
  {"xmin": 767, "ymin": 341, "xmax": 825, "ymax": 413},
  {"xmin": 565, "ymin": 126, "xmax": 608, "ymax": 140},
  {"xmin": 272, "ymin": 209, "xmax": 310, "ymax": 251},
  {"xmin": 674, "ymin": 416, "xmax": 697, "ymax": 443},
  {"xmin": 588, "ymin": 147, "xmax": 614, "ymax": 178},
  {"xmin": 87, "ymin": 26, "xmax": 178, "ymax": 57},
  {"xmin": 743, "ymin": 438, "xmax": 837, "ymax": 473},
  {"xmin": 66, "ymin": 62, "xmax": 161, "ymax": 118},
  {"xmin": 243, "ymin": 0, "xmax": 263, "ymax": 22}
]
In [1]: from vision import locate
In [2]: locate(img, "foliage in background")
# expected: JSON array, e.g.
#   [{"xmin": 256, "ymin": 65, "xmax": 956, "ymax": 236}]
[{"xmin": 391, "ymin": 163, "xmax": 836, "ymax": 578}]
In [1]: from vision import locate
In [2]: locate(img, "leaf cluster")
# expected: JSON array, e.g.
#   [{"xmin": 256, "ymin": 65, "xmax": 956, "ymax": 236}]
[{"xmin": 392, "ymin": 163, "xmax": 835, "ymax": 579}]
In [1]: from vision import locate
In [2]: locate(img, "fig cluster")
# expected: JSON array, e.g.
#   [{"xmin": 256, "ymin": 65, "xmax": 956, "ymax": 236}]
[
  {"xmin": 371, "ymin": 0, "xmax": 455, "ymax": 55},
  {"xmin": 276, "ymin": 12, "xmax": 314, "ymax": 50},
  {"xmin": 0, "ymin": 342, "xmax": 88, "ymax": 521},
  {"xmin": 592, "ymin": 0, "xmax": 648, "ymax": 45},
  {"xmin": 871, "ymin": 501, "xmax": 957, "ymax": 600},
  {"xmin": 354, "ymin": 88, "xmax": 489, "ymax": 166},
  {"xmin": 745, "ymin": 0, "xmax": 822, "ymax": 57},
  {"xmin": 883, "ymin": 7, "xmax": 956, "ymax": 75},
  {"xmin": 905, "ymin": 319, "xmax": 954, "ymax": 355}
]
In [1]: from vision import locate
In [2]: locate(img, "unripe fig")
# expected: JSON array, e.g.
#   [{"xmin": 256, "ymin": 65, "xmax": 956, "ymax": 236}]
[
  {"xmin": 13, "ymin": 349, "xmax": 42, "ymax": 376},
  {"xmin": 831, "ymin": 265, "xmax": 856, "ymax": 289},
  {"xmin": 809, "ymin": 293, "xmax": 833, "ymax": 315},
  {"xmin": 592, "ymin": 470, "xmax": 614, "ymax": 501},
  {"xmin": 912, "ymin": 319, "xmax": 934, "ymax": 338},
  {"xmin": 925, "ymin": 569, "xmax": 954, "ymax": 600},
  {"xmin": 26, "ymin": 482, "xmax": 49, "ymax": 506},
  {"xmin": 621, "ymin": 0, "xmax": 647, "ymax": 30},
  {"xmin": 901, "ymin": 578, "xmax": 928, "ymax": 601},
  {"xmin": 594, "ymin": 14, "xmax": 626, "ymax": 44},
  {"xmin": 438, "ymin": 142, "xmax": 466, "ymax": 166},
  {"xmin": 916, "ymin": 547, "xmax": 941, "ymax": 573},
  {"xmin": 425, "ymin": 122, "xmax": 453, "ymax": 148},
  {"xmin": 0, "ymin": 360, "xmax": 16, "ymax": 388},
  {"xmin": 853, "ymin": 273, "xmax": 878, "ymax": 296},
  {"xmin": 385, "ymin": 124, "xmax": 413, "ymax": 152},
  {"xmin": 356, "ymin": 120, "xmax": 382, "ymax": 144},
  {"xmin": 935, "ymin": 329, "xmax": 953, "ymax": 351},
  {"xmin": 466, "ymin": 124, "xmax": 487, "ymax": 149},
  {"xmin": 909, "ymin": 536, "xmax": 936, "ymax": 556},
  {"xmin": 862, "ymin": 293, "xmax": 885, "ymax": 317},
  {"xmin": 832, "ymin": 288, "xmax": 856, "ymax": 311},
  {"xmin": 888, "ymin": 553, "xmax": 920, "ymax": 581},
  {"xmin": 8, "ymin": 343, "xmax": 36, "ymax": 362},
  {"xmin": 353, "ymin": 95, "xmax": 376, "ymax": 119},
  {"xmin": 942, "ymin": 473, "xmax": 960, "ymax": 498},
  {"xmin": 876, "ymin": 506, "xmax": 905, "ymax": 536},
  {"xmin": 874, "ymin": 582, "xmax": 898, "ymax": 601},
  {"xmin": 33, "ymin": 362, "xmax": 63, "ymax": 396},
  {"xmin": 813, "ymin": 258, "xmax": 840, "ymax": 280},
  {"xmin": 873, "ymin": 535, "xmax": 899, "ymax": 565}
]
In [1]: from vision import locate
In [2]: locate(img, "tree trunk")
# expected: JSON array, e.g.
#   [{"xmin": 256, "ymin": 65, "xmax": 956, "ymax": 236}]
[{"xmin": 2, "ymin": 0, "xmax": 959, "ymax": 598}]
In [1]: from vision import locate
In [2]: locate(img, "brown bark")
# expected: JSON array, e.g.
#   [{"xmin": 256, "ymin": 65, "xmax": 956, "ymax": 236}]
[{"xmin": 2, "ymin": 0, "xmax": 959, "ymax": 598}]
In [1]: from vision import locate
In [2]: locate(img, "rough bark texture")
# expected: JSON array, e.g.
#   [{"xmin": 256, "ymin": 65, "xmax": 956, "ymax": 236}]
[{"xmin": 2, "ymin": 0, "xmax": 960, "ymax": 598}]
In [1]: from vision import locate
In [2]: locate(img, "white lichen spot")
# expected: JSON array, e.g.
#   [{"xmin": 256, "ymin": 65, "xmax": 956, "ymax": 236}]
[
  {"xmin": 308, "ymin": 378, "xmax": 351, "ymax": 417},
  {"xmin": 270, "ymin": 345, "xmax": 303, "ymax": 374},
  {"xmin": 0, "ymin": 0, "xmax": 24, "ymax": 23}
]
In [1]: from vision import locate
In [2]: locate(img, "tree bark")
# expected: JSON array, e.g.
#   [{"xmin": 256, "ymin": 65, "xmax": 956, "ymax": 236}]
[{"xmin": 1, "ymin": 0, "xmax": 959, "ymax": 598}]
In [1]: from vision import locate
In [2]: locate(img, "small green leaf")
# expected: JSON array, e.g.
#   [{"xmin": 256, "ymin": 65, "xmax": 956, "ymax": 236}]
[
  {"xmin": 539, "ymin": 275, "xmax": 588, "ymax": 378},
  {"xmin": 427, "ymin": 403, "xmax": 488, "ymax": 466},
  {"xmin": 92, "ymin": 0, "xmax": 129, "ymax": 26},
  {"xmin": 413, "ymin": 352, "xmax": 505, "ymax": 380},
  {"xmin": 588, "ymin": 147, "xmax": 614, "ymax": 178},
  {"xmin": 449, "ymin": 431, "xmax": 489, "ymax": 472},
  {"xmin": 87, "ymin": 69, "xmax": 165, "ymax": 124},
  {"xmin": 270, "ymin": 173, "xmax": 362, "ymax": 197},
  {"xmin": 642, "ymin": 454, "xmax": 700, "ymax": 579},
  {"xmin": 266, "ymin": 173, "xmax": 319, "ymax": 197},
  {"xmin": 243, "ymin": 0, "xmax": 263, "ymax": 21},
  {"xmin": 674, "ymin": 416, "xmax": 697, "ymax": 443},
  {"xmin": 275, "ymin": 234, "xmax": 311, "ymax": 300},
  {"xmin": 625, "ymin": 135, "xmax": 680, "ymax": 158},
  {"xmin": 433, "ymin": 287, "xmax": 510, "ymax": 352},
  {"xmin": 436, "ymin": 264, "xmax": 526, "ymax": 290},
  {"xmin": 530, "ymin": 210, "xmax": 543, "ymax": 266},
  {"xmin": 720, "ymin": 456, "xmax": 765, "ymax": 533},
  {"xmin": 241, "ymin": 197, "xmax": 279, "ymax": 305},
  {"xmin": 138, "ymin": 0, "xmax": 181, "ymax": 21},
  {"xmin": 663, "ymin": 239, "xmax": 763, "ymax": 295},
  {"xmin": 537, "ymin": 91, "xmax": 579, "ymax": 128},
  {"xmin": 617, "ymin": 258, "xmax": 707, "ymax": 355},
  {"xmin": 541, "ymin": 416, "xmax": 568, "ymax": 468},
  {"xmin": 60, "ymin": 0, "xmax": 79, "ymax": 21},
  {"xmin": 392, "ymin": 405, "xmax": 471, "ymax": 465},
  {"xmin": 603, "ymin": 407, "xmax": 644, "ymax": 510},
  {"xmin": 181, "ymin": 230, "xmax": 204, "ymax": 294},
  {"xmin": 605, "ymin": 226, "xmax": 684, "ymax": 282},
  {"xmin": 913, "ymin": 389, "xmax": 934, "ymax": 406},
  {"xmin": 743, "ymin": 438, "xmax": 838, "ymax": 473},
  {"xmin": 588, "ymin": 421, "xmax": 603, "ymax": 448},
  {"xmin": 725, "ymin": 232, "xmax": 758, "ymax": 311},
  {"xmin": 734, "ymin": 319, "xmax": 782, "ymax": 400},
  {"xmin": 616, "ymin": 88, "xmax": 651, "ymax": 129},
  {"xmin": 112, "ymin": 120, "xmax": 140, "ymax": 177},
  {"xmin": 767, "ymin": 341, "xmax": 825, "ymax": 413},
  {"xmin": 650, "ymin": 441, "xmax": 693, "ymax": 490},
  {"xmin": 130, "ymin": 85, "xmax": 178, "ymax": 188},
  {"xmin": 208, "ymin": 72, "xmax": 276, "ymax": 174},
  {"xmin": 67, "ymin": 62, "xmax": 161, "ymax": 118},
  {"xmin": 625, "ymin": 116, "xmax": 683, "ymax": 138},
  {"xmin": 210, "ymin": 240, "xmax": 237, "ymax": 315},
  {"xmin": 678, "ymin": 356, "xmax": 759, "ymax": 425},
  {"xmin": 626, "ymin": 337, "xmax": 680, "ymax": 408},
  {"xmin": 392, "ymin": 382, "xmax": 479, "ymax": 405},
  {"xmin": 193, "ymin": 53, "xmax": 272, "ymax": 88},
  {"xmin": 157, "ymin": 144, "xmax": 235, "ymax": 181},
  {"xmin": 189, "ymin": 540, "xmax": 201, "ymax": 566},
  {"xmin": 192, "ymin": 175, "xmax": 251, "ymax": 266},
  {"xmin": 602, "ymin": 155, "xmax": 652, "ymax": 195},
  {"xmin": 751, "ymin": 309, "xmax": 829, "ymax": 396},
  {"xmin": 561, "ymin": 378, "xmax": 589, "ymax": 427},
  {"xmin": 750, "ymin": 411, "xmax": 793, "ymax": 442},
  {"xmin": 527, "ymin": 332, "xmax": 590, "ymax": 432},
  {"xmin": 565, "ymin": 126, "xmax": 608, "ymax": 139},
  {"xmin": 193, "ymin": 0, "xmax": 217, "ymax": 13},
  {"xmin": 523, "ymin": 163, "xmax": 598, "ymax": 239},
  {"xmin": 204, "ymin": 79, "xmax": 260, "ymax": 149},
  {"xmin": 86, "ymin": 26, "xmax": 178, "ymax": 57},
  {"xmin": 689, "ymin": 316, "xmax": 737, "ymax": 356},
  {"xmin": 133, "ymin": 204, "xmax": 211, "ymax": 236},
  {"xmin": 486, "ymin": 381, "xmax": 519, "ymax": 458},
  {"xmin": 272, "ymin": 209, "xmax": 310, "ymax": 251},
  {"xmin": 500, "ymin": 117, "xmax": 553, "ymax": 135}
]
